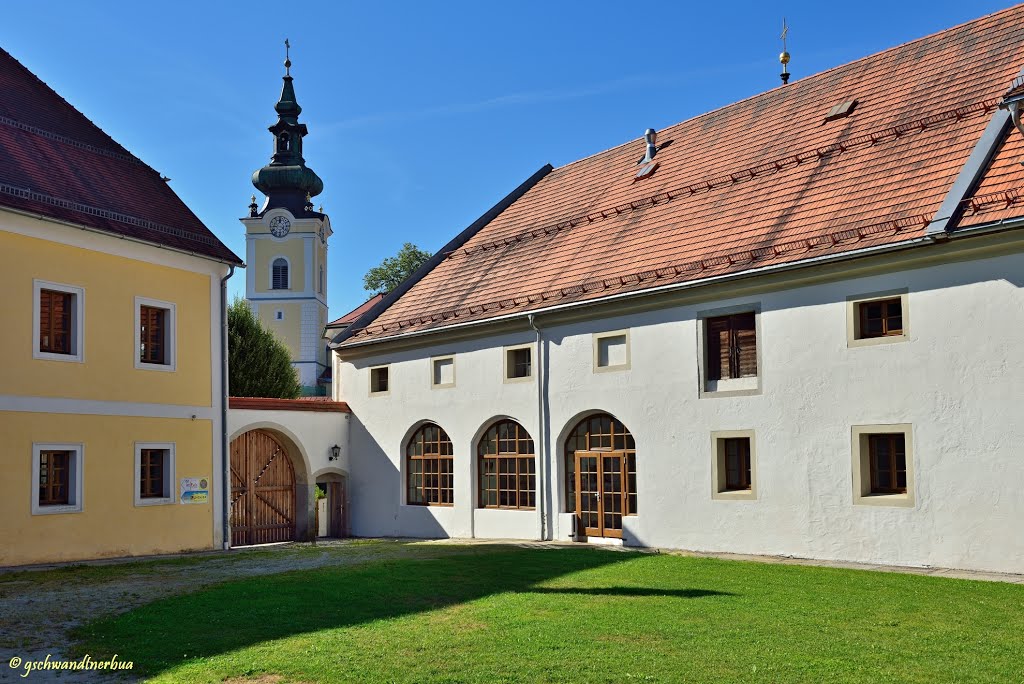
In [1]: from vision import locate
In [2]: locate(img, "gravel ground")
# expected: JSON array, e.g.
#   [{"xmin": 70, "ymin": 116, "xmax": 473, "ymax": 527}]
[{"xmin": 0, "ymin": 539, "xmax": 453, "ymax": 683}]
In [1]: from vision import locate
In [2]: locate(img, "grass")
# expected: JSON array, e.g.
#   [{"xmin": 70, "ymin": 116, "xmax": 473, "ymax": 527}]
[{"xmin": 75, "ymin": 546, "xmax": 1024, "ymax": 683}]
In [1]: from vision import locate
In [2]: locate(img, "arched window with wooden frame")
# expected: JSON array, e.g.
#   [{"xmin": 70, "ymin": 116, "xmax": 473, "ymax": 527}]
[
  {"xmin": 406, "ymin": 423, "xmax": 454, "ymax": 506},
  {"xmin": 564, "ymin": 413, "xmax": 636, "ymax": 539},
  {"xmin": 271, "ymin": 257, "xmax": 289, "ymax": 290},
  {"xmin": 478, "ymin": 419, "xmax": 535, "ymax": 509}
]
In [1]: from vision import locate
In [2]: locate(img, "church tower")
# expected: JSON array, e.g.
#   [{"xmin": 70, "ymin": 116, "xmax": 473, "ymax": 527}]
[{"xmin": 242, "ymin": 44, "xmax": 332, "ymax": 394}]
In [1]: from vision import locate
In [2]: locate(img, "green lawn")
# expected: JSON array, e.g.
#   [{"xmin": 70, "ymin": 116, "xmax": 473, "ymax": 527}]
[{"xmin": 75, "ymin": 546, "xmax": 1023, "ymax": 683}]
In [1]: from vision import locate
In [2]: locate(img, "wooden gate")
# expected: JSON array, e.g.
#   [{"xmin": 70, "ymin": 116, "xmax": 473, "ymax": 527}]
[{"xmin": 230, "ymin": 430, "xmax": 296, "ymax": 546}]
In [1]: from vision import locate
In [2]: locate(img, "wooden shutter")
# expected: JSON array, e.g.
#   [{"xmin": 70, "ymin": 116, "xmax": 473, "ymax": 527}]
[
  {"xmin": 140, "ymin": 306, "xmax": 165, "ymax": 364},
  {"xmin": 40, "ymin": 289, "xmax": 71, "ymax": 354},
  {"xmin": 705, "ymin": 316, "xmax": 730, "ymax": 381},
  {"xmin": 733, "ymin": 313, "xmax": 757, "ymax": 378}
]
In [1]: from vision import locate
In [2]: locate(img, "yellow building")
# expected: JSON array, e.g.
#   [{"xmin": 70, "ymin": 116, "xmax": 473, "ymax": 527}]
[
  {"xmin": 0, "ymin": 47, "xmax": 242, "ymax": 566},
  {"xmin": 242, "ymin": 58, "xmax": 332, "ymax": 395}
]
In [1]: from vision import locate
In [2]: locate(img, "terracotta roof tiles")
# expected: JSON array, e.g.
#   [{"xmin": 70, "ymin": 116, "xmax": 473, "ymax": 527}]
[
  {"xmin": 0, "ymin": 48, "xmax": 241, "ymax": 264},
  {"xmin": 341, "ymin": 5, "xmax": 1024, "ymax": 345}
]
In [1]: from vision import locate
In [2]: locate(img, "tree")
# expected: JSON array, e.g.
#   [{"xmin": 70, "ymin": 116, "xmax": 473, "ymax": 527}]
[
  {"xmin": 228, "ymin": 298, "xmax": 301, "ymax": 399},
  {"xmin": 363, "ymin": 242, "xmax": 432, "ymax": 294}
]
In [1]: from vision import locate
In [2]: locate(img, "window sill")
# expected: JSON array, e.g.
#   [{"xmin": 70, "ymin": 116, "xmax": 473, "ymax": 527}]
[
  {"xmin": 404, "ymin": 502, "xmax": 454, "ymax": 508},
  {"xmin": 848, "ymin": 333, "xmax": 909, "ymax": 349},
  {"xmin": 703, "ymin": 376, "xmax": 760, "ymax": 397},
  {"xmin": 503, "ymin": 375, "xmax": 534, "ymax": 384},
  {"xmin": 712, "ymin": 489, "xmax": 757, "ymax": 501},
  {"xmin": 33, "ymin": 350, "xmax": 83, "ymax": 364},
  {"xmin": 478, "ymin": 506, "xmax": 536, "ymax": 511},
  {"xmin": 854, "ymin": 492, "xmax": 915, "ymax": 508},
  {"xmin": 32, "ymin": 505, "xmax": 82, "ymax": 515},
  {"xmin": 135, "ymin": 362, "xmax": 177, "ymax": 373},
  {"xmin": 134, "ymin": 497, "xmax": 177, "ymax": 507}
]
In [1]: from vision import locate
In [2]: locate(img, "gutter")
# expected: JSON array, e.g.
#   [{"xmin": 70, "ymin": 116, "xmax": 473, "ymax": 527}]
[
  {"xmin": 528, "ymin": 314, "xmax": 547, "ymax": 541},
  {"xmin": 334, "ymin": 217, "xmax": 1024, "ymax": 352},
  {"xmin": 220, "ymin": 264, "xmax": 235, "ymax": 550}
]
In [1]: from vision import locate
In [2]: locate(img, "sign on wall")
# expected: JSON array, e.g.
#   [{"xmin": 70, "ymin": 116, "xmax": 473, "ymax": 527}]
[{"xmin": 180, "ymin": 477, "xmax": 210, "ymax": 504}]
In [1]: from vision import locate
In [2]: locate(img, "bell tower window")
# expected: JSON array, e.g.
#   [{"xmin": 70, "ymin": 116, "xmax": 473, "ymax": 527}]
[
  {"xmin": 277, "ymin": 132, "xmax": 290, "ymax": 153},
  {"xmin": 271, "ymin": 258, "xmax": 290, "ymax": 290}
]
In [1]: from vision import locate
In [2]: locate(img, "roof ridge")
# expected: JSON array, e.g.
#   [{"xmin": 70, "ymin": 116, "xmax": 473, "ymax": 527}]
[
  {"xmin": 549, "ymin": 4, "xmax": 1024, "ymax": 175},
  {"xmin": 449, "ymin": 98, "xmax": 997, "ymax": 261}
]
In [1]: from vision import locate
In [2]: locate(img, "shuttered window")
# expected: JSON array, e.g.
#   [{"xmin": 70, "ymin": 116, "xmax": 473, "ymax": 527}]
[
  {"xmin": 272, "ymin": 258, "xmax": 289, "ymax": 290},
  {"xmin": 139, "ymin": 306, "xmax": 166, "ymax": 365},
  {"xmin": 39, "ymin": 289, "xmax": 72, "ymax": 354},
  {"xmin": 705, "ymin": 313, "xmax": 757, "ymax": 381}
]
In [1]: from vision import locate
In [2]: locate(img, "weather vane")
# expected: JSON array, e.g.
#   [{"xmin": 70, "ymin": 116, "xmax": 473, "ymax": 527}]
[
  {"xmin": 780, "ymin": 19, "xmax": 791, "ymax": 85},
  {"xmin": 284, "ymin": 38, "xmax": 291, "ymax": 76}
]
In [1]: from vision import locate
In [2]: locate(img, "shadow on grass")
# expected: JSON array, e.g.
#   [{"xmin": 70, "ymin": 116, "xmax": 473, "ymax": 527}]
[
  {"xmin": 526, "ymin": 586, "xmax": 733, "ymax": 598},
  {"xmin": 73, "ymin": 545, "xmax": 734, "ymax": 678}
]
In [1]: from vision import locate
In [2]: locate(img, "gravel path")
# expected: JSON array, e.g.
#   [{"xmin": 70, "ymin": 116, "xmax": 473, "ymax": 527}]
[{"xmin": 0, "ymin": 539, "xmax": 453, "ymax": 683}]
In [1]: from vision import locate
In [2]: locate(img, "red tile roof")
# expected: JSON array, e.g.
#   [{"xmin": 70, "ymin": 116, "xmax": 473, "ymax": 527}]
[
  {"xmin": 0, "ymin": 48, "xmax": 241, "ymax": 264},
  {"xmin": 326, "ymin": 293, "xmax": 385, "ymax": 328},
  {"xmin": 340, "ymin": 6, "xmax": 1024, "ymax": 346}
]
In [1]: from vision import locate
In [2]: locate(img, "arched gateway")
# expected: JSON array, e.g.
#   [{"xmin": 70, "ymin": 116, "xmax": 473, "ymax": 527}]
[{"xmin": 230, "ymin": 429, "xmax": 297, "ymax": 546}]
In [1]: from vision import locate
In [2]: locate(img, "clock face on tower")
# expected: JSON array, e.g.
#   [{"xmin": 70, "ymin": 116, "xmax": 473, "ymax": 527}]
[{"xmin": 269, "ymin": 216, "xmax": 291, "ymax": 238}]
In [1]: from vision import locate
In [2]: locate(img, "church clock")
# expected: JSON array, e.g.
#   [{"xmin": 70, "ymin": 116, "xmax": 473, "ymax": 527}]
[{"xmin": 269, "ymin": 216, "xmax": 291, "ymax": 237}]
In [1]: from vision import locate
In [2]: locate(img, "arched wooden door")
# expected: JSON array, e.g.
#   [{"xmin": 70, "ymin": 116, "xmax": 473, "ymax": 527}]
[{"xmin": 230, "ymin": 430, "xmax": 296, "ymax": 546}]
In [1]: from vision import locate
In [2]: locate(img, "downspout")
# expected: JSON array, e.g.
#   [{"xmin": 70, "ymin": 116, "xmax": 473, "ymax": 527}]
[
  {"xmin": 528, "ymin": 314, "xmax": 547, "ymax": 541},
  {"xmin": 220, "ymin": 265, "xmax": 235, "ymax": 550}
]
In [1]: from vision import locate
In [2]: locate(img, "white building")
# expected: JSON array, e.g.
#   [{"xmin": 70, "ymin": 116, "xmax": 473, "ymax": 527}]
[{"xmin": 325, "ymin": 7, "xmax": 1024, "ymax": 575}]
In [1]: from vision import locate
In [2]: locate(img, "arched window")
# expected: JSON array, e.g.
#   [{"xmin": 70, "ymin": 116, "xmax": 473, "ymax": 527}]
[
  {"xmin": 406, "ymin": 423, "xmax": 453, "ymax": 506},
  {"xmin": 478, "ymin": 420, "xmax": 535, "ymax": 509},
  {"xmin": 564, "ymin": 413, "xmax": 636, "ymax": 538},
  {"xmin": 271, "ymin": 258, "xmax": 289, "ymax": 290}
]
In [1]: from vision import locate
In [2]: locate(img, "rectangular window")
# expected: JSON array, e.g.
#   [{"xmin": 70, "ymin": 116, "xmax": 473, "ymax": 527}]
[
  {"xmin": 852, "ymin": 424, "xmax": 914, "ymax": 507},
  {"xmin": 847, "ymin": 290, "xmax": 909, "ymax": 347},
  {"xmin": 593, "ymin": 331, "xmax": 630, "ymax": 371},
  {"xmin": 706, "ymin": 313, "xmax": 757, "ymax": 381},
  {"xmin": 32, "ymin": 443, "xmax": 84, "ymax": 515},
  {"xmin": 33, "ymin": 280, "xmax": 84, "ymax": 362},
  {"xmin": 711, "ymin": 431, "xmax": 757, "ymax": 500},
  {"xmin": 504, "ymin": 345, "xmax": 532, "ymax": 381},
  {"xmin": 868, "ymin": 434, "xmax": 907, "ymax": 494},
  {"xmin": 39, "ymin": 289, "xmax": 72, "ymax": 354},
  {"xmin": 723, "ymin": 438, "xmax": 752, "ymax": 491},
  {"xmin": 135, "ymin": 443, "xmax": 175, "ymax": 505},
  {"xmin": 370, "ymin": 366, "xmax": 389, "ymax": 394},
  {"xmin": 135, "ymin": 297, "xmax": 176, "ymax": 371},
  {"xmin": 140, "ymin": 306, "xmax": 166, "ymax": 364},
  {"xmin": 432, "ymin": 356, "xmax": 455, "ymax": 388}
]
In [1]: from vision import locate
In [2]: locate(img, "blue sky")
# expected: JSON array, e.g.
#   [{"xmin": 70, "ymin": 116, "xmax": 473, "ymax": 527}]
[{"xmin": 2, "ymin": 1, "xmax": 1011, "ymax": 316}]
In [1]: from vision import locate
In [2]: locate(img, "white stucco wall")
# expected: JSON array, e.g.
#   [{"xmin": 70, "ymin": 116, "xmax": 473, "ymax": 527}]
[
  {"xmin": 338, "ymin": 251, "xmax": 1024, "ymax": 574},
  {"xmin": 227, "ymin": 408, "xmax": 350, "ymax": 484}
]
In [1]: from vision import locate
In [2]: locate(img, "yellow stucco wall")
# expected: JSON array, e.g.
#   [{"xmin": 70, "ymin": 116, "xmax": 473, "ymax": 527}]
[
  {"xmin": 2, "ymin": 231, "xmax": 212, "ymax": 407},
  {"xmin": 254, "ymin": 237, "xmax": 306, "ymax": 294},
  {"xmin": 0, "ymin": 412, "xmax": 214, "ymax": 566},
  {"xmin": 258, "ymin": 302, "xmax": 303, "ymax": 359}
]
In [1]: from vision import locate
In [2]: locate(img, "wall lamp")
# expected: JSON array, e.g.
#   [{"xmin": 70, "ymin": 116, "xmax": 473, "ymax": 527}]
[{"xmin": 329, "ymin": 444, "xmax": 340, "ymax": 462}]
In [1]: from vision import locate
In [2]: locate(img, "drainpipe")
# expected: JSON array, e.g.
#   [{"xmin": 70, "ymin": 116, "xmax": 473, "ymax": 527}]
[
  {"xmin": 528, "ymin": 314, "xmax": 547, "ymax": 541},
  {"xmin": 220, "ymin": 265, "xmax": 235, "ymax": 550}
]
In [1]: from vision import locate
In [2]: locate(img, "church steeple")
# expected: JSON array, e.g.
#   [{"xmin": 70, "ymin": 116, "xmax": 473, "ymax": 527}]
[{"xmin": 251, "ymin": 40, "xmax": 324, "ymax": 216}]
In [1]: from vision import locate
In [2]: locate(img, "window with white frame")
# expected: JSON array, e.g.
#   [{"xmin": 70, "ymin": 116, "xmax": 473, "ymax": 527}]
[
  {"xmin": 33, "ymin": 280, "xmax": 84, "ymax": 363},
  {"xmin": 32, "ymin": 443, "xmax": 84, "ymax": 515},
  {"xmin": 135, "ymin": 443, "xmax": 175, "ymax": 506},
  {"xmin": 135, "ymin": 297, "xmax": 176, "ymax": 371}
]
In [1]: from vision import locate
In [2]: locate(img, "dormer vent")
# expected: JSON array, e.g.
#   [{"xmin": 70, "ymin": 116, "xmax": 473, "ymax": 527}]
[{"xmin": 825, "ymin": 99, "xmax": 858, "ymax": 122}]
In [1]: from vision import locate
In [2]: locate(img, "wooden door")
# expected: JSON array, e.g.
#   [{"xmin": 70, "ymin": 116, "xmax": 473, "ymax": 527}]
[
  {"xmin": 230, "ymin": 430, "xmax": 296, "ymax": 546},
  {"xmin": 328, "ymin": 480, "xmax": 345, "ymax": 538},
  {"xmin": 575, "ymin": 451, "xmax": 624, "ymax": 539}
]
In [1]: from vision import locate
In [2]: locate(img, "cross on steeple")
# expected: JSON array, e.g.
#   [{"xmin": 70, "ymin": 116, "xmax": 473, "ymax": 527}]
[{"xmin": 284, "ymin": 39, "xmax": 291, "ymax": 76}]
